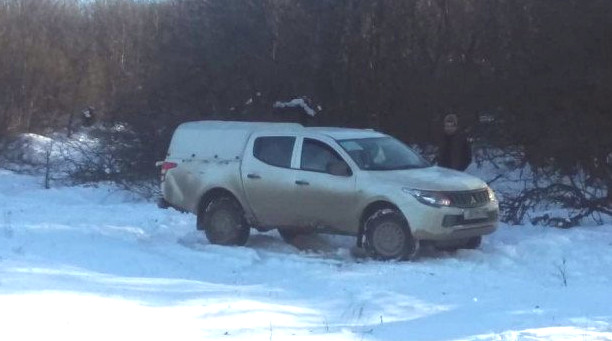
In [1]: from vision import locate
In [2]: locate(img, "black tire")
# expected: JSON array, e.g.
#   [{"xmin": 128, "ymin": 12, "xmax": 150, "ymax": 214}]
[
  {"xmin": 157, "ymin": 197, "xmax": 170, "ymax": 209},
  {"xmin": 364, "ymin": 210, "xmax": 418, "ymax": 261},
  {"xmin": 200, "ymin": 196, "xmax": 249, "ymax": 246}
]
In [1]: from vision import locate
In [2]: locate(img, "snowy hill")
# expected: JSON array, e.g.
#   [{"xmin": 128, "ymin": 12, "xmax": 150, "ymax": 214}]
[{"xmin": 1, "ymin": 169, "xmax": 611, "ymax": 340}]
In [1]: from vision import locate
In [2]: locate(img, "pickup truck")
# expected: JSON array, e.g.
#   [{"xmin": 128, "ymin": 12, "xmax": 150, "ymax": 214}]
[{"xmin": 157, "ymin": 121, "xmax": 499, "ymax": 260}]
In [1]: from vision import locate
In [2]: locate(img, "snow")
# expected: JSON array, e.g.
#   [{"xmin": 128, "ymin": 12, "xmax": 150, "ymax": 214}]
[
  {"xmin": 1, "ymin": 169, "xmax": 612, "ymax": 340},
  {"xmin": 0, "ymin": 131, "xmax": 106, "ymax": 178},
  {"xmin": 274, "ymin": 98, "xmax": 317, "ymax": 117}
]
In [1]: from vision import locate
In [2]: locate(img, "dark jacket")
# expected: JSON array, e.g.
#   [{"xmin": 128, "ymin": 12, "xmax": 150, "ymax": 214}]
[{"xmin": 438, "ymin": 131, "xmax": 472, "ymax": 171}]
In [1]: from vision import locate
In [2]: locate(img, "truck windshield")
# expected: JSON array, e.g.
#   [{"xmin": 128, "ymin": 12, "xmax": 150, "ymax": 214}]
[{"xmin": 338, "ymin": 137, "xmax": 430, "ymax": 170}]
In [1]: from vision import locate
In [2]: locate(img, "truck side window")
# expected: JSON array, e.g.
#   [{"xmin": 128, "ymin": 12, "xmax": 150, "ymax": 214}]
[
  {"xmin": 301, "ymin": 138, "xmax": 351, "ymax": 175},
  {"xmin": 253, "ymin": 136, "xmax": 296, "ymax": 168}
]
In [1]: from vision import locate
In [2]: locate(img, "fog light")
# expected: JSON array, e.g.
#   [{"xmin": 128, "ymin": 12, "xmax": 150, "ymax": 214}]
[{"xmin": 442, "ymin": 215, "xmax": 460, "ymax": 227}]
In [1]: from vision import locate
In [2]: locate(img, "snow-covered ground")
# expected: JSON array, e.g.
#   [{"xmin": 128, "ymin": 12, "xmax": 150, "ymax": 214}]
[{"xmin": 1, "ymin": 169, "xmax": 611, "ymax": 341}]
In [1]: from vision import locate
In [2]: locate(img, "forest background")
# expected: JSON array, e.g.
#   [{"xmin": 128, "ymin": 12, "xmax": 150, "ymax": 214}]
[{"xmin": 0, "ymin": 0, "xmax": 610, "ymax": 221}]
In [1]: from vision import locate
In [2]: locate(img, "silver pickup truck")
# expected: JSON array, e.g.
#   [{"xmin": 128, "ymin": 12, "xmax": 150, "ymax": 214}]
[{"xmin": 157, "ymin": 121, "xmax": 498, "ymax": 260}]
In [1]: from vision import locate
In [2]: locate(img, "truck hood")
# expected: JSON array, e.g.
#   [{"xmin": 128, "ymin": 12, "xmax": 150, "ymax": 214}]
[{"xmin": 367, "ymin": 166, "xmax": 487, "ymax": 192}]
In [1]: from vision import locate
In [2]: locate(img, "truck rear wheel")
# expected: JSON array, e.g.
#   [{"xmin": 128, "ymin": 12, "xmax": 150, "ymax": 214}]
[
  {"xmin": 364, "ymin": 210, "xmax": 418, "ymax": 261},
  {"xmin": 200, "ymin": 196, "xmax": 249, "ymax": 246},
  {"xmin": 157, "ymin": 197, "xmax": 170, "ymax": 209}
]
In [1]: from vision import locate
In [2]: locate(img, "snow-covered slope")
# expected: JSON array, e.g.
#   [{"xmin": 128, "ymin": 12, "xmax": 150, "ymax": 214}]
[{"xmin": 1, "ymin": 169, "xmax": 611, "ymax": 340}]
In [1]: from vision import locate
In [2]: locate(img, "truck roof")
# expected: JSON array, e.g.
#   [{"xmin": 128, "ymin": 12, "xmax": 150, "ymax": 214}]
[
  {"xmin": 304, "ymin": 127, "xmax": 386, "ymax": 140},
  {"xmin": 177, "ymin": 120, "xmax": 303, "ymax": 132},
  {"xmin": 177, "ymin": 121, "xmax": 386, "ymax": 140}
]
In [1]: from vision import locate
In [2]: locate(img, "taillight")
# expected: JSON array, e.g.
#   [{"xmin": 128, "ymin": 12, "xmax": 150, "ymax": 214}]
[
  {"xmin": 161, "ymin": 162, "xmax": 177, "ymax": 171},
  {"xmin": 160, "ymin": 162, "xmax": 177, "ymax": 182}
]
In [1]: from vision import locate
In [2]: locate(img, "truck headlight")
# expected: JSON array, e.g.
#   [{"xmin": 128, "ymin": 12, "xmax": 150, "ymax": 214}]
[
  {"xmin": 487, "ymin": 186, "xmax": 497, "ymax": 202},
  {"xmin": 403, "ymin": 188, "xmax": 451, "ymax": 207}
]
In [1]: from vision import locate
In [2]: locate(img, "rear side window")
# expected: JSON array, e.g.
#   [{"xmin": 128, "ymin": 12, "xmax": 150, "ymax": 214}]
[{"xmin": 253, "ymin": 136, "xmax": 296, "ymax": 168}]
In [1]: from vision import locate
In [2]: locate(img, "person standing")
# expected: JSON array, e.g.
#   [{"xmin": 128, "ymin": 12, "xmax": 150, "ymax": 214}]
[{"xmin": 438, "ymin": 114, "xmax": 472, "ymax": 171}]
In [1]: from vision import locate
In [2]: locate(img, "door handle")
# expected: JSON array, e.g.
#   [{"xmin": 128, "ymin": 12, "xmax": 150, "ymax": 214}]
[
  {"xmin": 247, "ymin": 173, "xmax": 261, "ymax": 179},
  {"xmin": 295, "ymin": 180, "xmax": 310, "ymax": 186}
]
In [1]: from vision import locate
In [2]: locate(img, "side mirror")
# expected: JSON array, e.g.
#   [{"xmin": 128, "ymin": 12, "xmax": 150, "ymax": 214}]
[{"xmin": 327, "ymin": 160, "xmax": 351, "ymax": 176}]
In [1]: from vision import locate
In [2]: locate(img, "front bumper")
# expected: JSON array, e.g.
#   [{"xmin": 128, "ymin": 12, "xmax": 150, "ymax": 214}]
[{"xmin": 399, "ymin": 201, "xmax": 499, "ymax": 241}]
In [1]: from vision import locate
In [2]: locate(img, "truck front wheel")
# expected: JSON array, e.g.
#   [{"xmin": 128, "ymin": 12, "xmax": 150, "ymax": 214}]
[
  {"xmin": 200, "ymin": 196, "xmax": 250, "ymax": 246},
  {"xmin": 364, "ymin": 210, "xmax": 418, "ymax": 261}
]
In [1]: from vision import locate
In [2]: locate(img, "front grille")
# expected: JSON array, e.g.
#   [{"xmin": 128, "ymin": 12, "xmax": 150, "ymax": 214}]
[{"xmin": 447, "ymin": 189, "xmax": 490, "ymax": 208}]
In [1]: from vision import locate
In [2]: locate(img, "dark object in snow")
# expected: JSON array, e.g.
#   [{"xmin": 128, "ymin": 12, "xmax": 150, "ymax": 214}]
[
  {"xmin": 82, "ymin": 106, "xmax": 96, "ymax": 127},
  {"xmin": 530, "ymin": 214, "xmax": 577, "ymax": 229},
  {"xmin": 67, "ymin": 106, "xmax": 97, "ymax": 137},
  {"xmin": 438, "ymin": 114, "xmax": 472, "ymax": 171}
]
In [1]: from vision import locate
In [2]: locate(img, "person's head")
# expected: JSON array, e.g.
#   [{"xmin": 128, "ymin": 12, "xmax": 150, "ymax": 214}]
[{"xmin": 443, "ymin": 114, "xmax": 458, "ymax": 135}]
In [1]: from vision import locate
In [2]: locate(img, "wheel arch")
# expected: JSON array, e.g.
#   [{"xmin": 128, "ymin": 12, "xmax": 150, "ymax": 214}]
[
  {"xmin": 196, "ymin": 187, "xmax": 242, "ymax": 230},
  {"xmin": 358, "ymin": 200, "xmax": 410, "ymax": 247}
]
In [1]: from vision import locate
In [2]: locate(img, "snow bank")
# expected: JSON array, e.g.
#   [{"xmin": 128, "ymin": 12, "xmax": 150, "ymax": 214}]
[
  {"xmin": 0, "ymin": 169, "xmax": 611, "ymax": 340},
  {"xmin": 0, "ymin": 126, "xmax": 155, "ymax": 196},
  {"xmin": 465, "ymin": 147, "xmax": 611, "ymax": 226},
  {"xmin": 0, "ymin": 131, "xmax": 100, "ymax": 173}
]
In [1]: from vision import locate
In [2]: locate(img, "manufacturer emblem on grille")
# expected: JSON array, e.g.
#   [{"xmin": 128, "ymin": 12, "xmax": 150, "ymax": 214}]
[{"xmin": 470, "ymin": 195, "xmax": 477, "ymax": 205}]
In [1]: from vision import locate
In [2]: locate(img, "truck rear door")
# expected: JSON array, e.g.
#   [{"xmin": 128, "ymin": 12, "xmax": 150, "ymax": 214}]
[{"xmin": 241, "ymin": 134, "xmax": 301, "ymax": 227}]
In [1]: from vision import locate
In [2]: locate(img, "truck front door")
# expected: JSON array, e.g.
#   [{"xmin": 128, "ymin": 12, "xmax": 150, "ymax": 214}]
[{"xmin": 292, "ymin": 137, "xmax": 358, "ymax": 234}]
